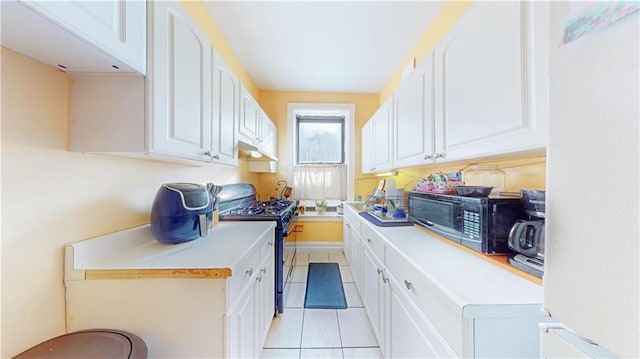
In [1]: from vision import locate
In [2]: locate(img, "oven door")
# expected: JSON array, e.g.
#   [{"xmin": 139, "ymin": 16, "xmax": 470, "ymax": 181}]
[
  {"xmin": 408, "ymin": 192, "xmax": 463, "ymax": 243},
  {"xmin": 283, "ymin": 215, "xmax": 299, "ymax": 289}
]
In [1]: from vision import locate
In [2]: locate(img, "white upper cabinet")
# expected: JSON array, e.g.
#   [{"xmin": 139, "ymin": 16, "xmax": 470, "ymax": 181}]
[
  {"xmin": 363, "ymin": 2, "xmax": 549, "ymax": 170},
  {"xmin": 2, "ymin": 0, "xmax": 146, "ymax": 73},
  {"xmin": 434, "ymin": 1, "xmax": 549, "ymax": 161},
  {"xmin": 239, "ymin": 87, "xmax": 261, "ymax": 145},
  {"xmin": 362, "ymin": 97, "xmax": 394, "ymax": 174},
  {"xmin": 373, "ymin": 99, "xmax": 394, "ymax": 171},
  {"xmin": 238, "ymin": 86, "xmax": 278, "ymax": 159},
  {"xmin": 394, "ymin": 54, "xmax": 436, "ymax": 167},
  {"xmin": 259, "ymin": 111, "xmax": 277, "ymax": 158},
  {"xmin": 151, "ymin": 1, "xmax": 212, "ymax": 161},
  {"xmin": 69, "ymin": 1, "xmax": 240, "ymax": 167},
  {"xmin": 361, "ymin": 120, "xmax": 374, "ymax": 174},
  {"xmin": 211, "ymin": 51, "xmax": 240, "ymax": 166}
]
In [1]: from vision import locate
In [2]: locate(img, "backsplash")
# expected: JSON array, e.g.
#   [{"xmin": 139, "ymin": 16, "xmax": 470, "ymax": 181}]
[{"xmin": 355, "ymin": 156, "xmax": 546, "ymax": 200}]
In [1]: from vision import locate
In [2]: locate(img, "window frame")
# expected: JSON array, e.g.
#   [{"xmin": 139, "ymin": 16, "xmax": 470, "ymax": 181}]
[
  {"xmin": 287, "ymin": 103, "xmax": 355, "ymax": 205},
  {"xmin": 295, "ymin": 115, "xmax": 345, "ymax": 164}
]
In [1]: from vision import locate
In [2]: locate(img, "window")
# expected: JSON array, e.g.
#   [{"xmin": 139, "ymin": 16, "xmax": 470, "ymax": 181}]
[
  {"xmin": 296, "ymin": 115, "xmax": 344, "ymax": 164},
  {"xmin": 287, "ymin": 103, "xmax": 355, "ymax": 207}
]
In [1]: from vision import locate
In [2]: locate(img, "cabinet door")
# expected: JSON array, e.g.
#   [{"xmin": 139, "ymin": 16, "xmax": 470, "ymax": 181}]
[
  {"xmin": 211, "ymin": 50, "xmax": 239, "ymax": 166},
  {"xmin": 227, "ymin": 284, "xmax": 257, "ymax": 359},
  {"xmin": 151, "ymin": 1, "xmax": 212, "ymax": 161},
  {"xmin": 394, "ymin": 55, "xmax": 436, "ymax": 167},
  {"xmin": 362, "ymin": 246, "xmax": 385, "ymax": 347},
  {"xmin": 351, "ymin": 228, "xmax": 364, "ymax": 293},
  {"xmin": 434, "ymin": 1, "xmax": 548, "ymax": 161},
  {"xmin": 361, "ymin": 120, "xmax": 374, "ymax": 173},
  {"xmin": 256, "ymin": 250, "xmax": 275, "ymax": 348},
  {"xmin": 386, "ymin": 274, "xmax": 441, "ymax": 359},
  {"xmin": 239, "ymin": 87, "xmax": 260, "ymax": 144},
  {"xmin": 343, "ymin": 218, "xmax": 353, "ymax": 263},
  {"xmin": 21, "ymin": 0, "xmax": 146, "ymax": 73},
  {"xmin": 372, "ymin": 99, "xmax": 394, "ymax": 171},
  {"xmin": 259, "ymin": 113, "xmax": 277, "ymax": 157}
]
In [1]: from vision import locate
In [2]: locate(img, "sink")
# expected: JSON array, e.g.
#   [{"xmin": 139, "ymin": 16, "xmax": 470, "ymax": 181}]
[{"xmin": 345, "ymin": 201, "xmax": 366, "ymax": 211}]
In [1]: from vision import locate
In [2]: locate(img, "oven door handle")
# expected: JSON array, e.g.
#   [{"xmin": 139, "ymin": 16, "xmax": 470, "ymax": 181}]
[{"xmin": 284, "ymin": 216, "xmax": 298, "ymax": 236}]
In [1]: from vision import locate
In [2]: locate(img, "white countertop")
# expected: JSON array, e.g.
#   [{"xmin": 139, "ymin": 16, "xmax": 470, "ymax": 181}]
[
  {"xmin": 67, "ymin": 221, "xmax": 276, "ymax": 271},
  {"xmin": 346, "ymin": 203, "xmax": 543, "ymax": 309}
]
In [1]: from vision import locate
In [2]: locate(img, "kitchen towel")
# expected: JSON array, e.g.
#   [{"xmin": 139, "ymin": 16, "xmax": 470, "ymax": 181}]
[{"xmin": 304, "ymin": 263, "xmax": 347, "ymax": 309}]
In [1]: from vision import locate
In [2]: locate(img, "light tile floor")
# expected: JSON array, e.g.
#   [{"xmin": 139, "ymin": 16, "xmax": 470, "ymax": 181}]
[{"xmin": 261, "ymin": 252, "xmax": 383, "ymax": 359}]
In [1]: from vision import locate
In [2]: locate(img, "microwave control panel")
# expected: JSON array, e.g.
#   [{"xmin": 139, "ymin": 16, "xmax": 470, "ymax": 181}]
[{"xmin": 463, "ymin": 210, "xmax": 481, "ymax": 239}]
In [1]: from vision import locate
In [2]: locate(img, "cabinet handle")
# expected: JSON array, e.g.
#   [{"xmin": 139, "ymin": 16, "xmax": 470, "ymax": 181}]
[
  {"xmin": 434, "ymin": 153, "xmax": 444, "ymax": 159},
  {"xmin": 404, "ymin": 280, "xmax": 413, "ymax": 290},
  {"xmin": 382, "ymin": 275, "xmax": 388, "ymax": 284},
  {"xmin": 423, "ymin": 154, "xmax": 432, "ymax": 160},
  {"xmin": 256, "ymin": 275, "xmax": 263, "ymax": 283},
  {"xmin": 376, "ymin": 268, "xmax": 382, "ymax": 275},
  {"xmin": 267, "ymin": 241, "xmax": 273, "ymax": 247},
  {"xmin": 260, "ymin": 267, "xmax": 267, "ymax": 274},
  {"xmin": 246, "ymin": 267, "xmax": 254, "ymax": 277},
  {"xmin": 204, "ymin": 150, "xmax": 212, "ymax": 156},
  {"xmin": 346, "ymin": 224, "xmax": 351, "ymax": 229},
  {"xmin": 211, "ymin": 154, "xmax": 220, "ymax": 160},
  {"xmin": 367, "ymin": 238, "xmax": 372, "ymax": 244}
]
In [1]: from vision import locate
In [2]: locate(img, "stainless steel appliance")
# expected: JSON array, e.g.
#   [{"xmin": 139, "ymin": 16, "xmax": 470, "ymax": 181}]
[
  {"xmin": 408, "ymin": 191, "xmax": 527, "ymax": 254},
  {"xmin": 217, "ymin": 184, "xmax": 298, "ymax": 315},
  {"xmin": 508, "ymin": 190, "xmax": 545, "ymax": 278}
]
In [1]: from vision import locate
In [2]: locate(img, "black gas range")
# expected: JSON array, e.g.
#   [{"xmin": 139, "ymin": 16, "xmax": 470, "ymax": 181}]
[{"xmin": 217, "ymin": 184, "xmax": 298, "ymax": 315}]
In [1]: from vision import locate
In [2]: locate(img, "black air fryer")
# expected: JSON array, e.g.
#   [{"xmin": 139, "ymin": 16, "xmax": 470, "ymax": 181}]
[{"xmin": 150, "ymin": 183, "xmax": 214, "ymax": 244}]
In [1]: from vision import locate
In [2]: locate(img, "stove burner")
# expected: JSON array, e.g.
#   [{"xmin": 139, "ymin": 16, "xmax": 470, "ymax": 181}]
[{"xmin": 227, "ymin": 200, "xmax": 293, "ymax": 216}]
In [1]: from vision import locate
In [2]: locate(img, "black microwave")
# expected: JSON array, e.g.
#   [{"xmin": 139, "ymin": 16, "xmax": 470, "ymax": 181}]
[{"xmin": 408, "ymin": 191, "xmax": 526, "ymax": 254}]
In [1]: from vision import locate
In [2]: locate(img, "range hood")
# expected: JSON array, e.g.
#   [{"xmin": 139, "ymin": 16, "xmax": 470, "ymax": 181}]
[{"xmin": 238, "ymin": 139, "xmax": 278, "ymax": 162}]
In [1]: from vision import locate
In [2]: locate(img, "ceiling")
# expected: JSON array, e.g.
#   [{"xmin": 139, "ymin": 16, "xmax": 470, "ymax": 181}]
[{"xmin": 203, "ymin": 1, "xmax": 445, "ymax": 94}]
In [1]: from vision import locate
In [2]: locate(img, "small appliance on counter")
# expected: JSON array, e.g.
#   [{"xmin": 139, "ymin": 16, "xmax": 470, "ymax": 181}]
[
  {"xmin": 508, "ymin": 190, "xmax": 546, "ymax": 278},
  {"xmin": 408, "ymin": 190, "xmax": 527, "ymax": 254},
  {"xmin": 150, "ymin": 183, "xmax": 222, "ymax": 244}
]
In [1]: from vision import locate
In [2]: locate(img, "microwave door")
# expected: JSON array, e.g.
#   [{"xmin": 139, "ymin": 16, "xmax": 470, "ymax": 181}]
[{"xmin": 409, "ymin": 196, "xmax": 462, "ymax": 243}]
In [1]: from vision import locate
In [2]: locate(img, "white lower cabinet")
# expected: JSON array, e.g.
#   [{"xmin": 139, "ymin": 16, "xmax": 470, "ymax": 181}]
[
  {"xmin": 227, "ymin": 247, "xmax": 274, "ymax": 358},
  {"xmin": 65, "ymin": 226, "xmax": 276, "ymax": 358},
  {"xmin": 257, "ymin": 248, "xmax": 276, "ymax": 346},
  {"xmin": 361, "ymin": 245, "xmax": 385, "ymax": 347},
  {"xmin": 386, "ymin": 271, "xmax": 454, "ymax": 358},
  {"xmin": 343, "ymin": 203, "xmax": 544, "ymax": 358}
]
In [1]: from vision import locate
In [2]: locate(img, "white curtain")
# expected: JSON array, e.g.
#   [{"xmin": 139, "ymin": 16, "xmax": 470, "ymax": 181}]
[{"xmin": 292, "ymin": 164, "xmax": 347, "ymax": 200}]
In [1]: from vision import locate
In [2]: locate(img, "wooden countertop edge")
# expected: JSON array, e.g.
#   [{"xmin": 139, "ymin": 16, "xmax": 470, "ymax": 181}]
[
  {"xmin": 84, "ymin": 268, "xmax": 233, "ymax": 280},
  {"xmin": 413, "ymin": 225, "xmax": 543, "ymax": 286}
]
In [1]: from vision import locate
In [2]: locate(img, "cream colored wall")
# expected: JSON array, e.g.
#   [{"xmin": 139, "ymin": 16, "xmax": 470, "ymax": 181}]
[
  {"xmin": 375, "ymin": 157, "xmax": 546, "ymax": 202},
  {"xmin": 0, "ymin": 48, "xmax": 258, "ymax": 357},
  {"xmin": 257, "ymin": 90, "xmax": 379, "ymax": 201},
  {"xmin": 296, "ymin": 222, "xmax": 343, "ymax": 242}
]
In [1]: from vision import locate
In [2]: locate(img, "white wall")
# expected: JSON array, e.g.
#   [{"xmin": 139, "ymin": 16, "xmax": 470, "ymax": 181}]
[
  {"xmin": 0, "ymin": 48, "xmax": 258, "ymax": 357},
  {"xmin": 544, "ymin": 4, "xmax": 639, "ymax": 358}
]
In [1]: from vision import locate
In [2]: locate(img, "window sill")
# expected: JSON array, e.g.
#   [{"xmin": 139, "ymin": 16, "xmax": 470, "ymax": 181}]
[{"xmin": 298, "ymin": 212, "xmax": 343, "ymax": 222}]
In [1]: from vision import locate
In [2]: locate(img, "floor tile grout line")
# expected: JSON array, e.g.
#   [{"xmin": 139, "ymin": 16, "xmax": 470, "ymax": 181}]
[
  {"xmin": 335, "ymin": 307, "xmax": 345, "ymax": 355},
  {"xmin": 263, "ymin": 252, "xmax": 380, "ymax": 358}
]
